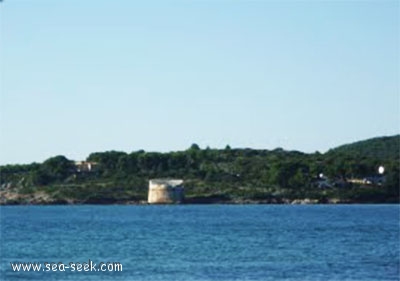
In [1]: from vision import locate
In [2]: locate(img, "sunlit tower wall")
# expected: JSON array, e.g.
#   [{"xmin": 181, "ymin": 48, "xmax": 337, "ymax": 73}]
[{"xmin": 148, "ymin": 179, "xmax": 184, "ymax": 204}]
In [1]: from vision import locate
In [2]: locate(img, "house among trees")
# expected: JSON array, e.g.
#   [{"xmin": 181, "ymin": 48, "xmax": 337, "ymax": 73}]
[{"xmin": 74, "ymin": 161, "xmax": 98, "ymax": 173}]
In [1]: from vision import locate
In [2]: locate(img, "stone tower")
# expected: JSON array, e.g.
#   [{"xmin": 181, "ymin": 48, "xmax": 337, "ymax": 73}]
[{"xmin": 148, "ymin": 179, "xmax": 184, "ymax": 204}]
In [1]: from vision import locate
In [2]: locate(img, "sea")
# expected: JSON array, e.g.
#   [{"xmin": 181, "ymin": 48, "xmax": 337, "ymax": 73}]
[{"xmin": 0, "ymin": 205, "xmax": 399, "ymax": 281}]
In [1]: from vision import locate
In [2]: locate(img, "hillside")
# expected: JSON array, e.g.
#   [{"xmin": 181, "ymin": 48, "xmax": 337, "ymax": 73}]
[
  {"xmin": 0, "ymin": 135, "xmax": 399, "ymax": 204},
  {"xmin": 326, "ymin": 135, "xmax": 400, "ymax": 161}
]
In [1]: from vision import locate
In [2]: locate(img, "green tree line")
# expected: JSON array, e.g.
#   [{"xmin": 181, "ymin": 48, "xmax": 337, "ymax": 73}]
[{"xmin": 1, "ymin": 135, "xmax": 399, "ymax": 203}]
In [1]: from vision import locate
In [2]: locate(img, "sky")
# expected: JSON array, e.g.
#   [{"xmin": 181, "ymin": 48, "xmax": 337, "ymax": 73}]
[{"xmin": 0, "ymin": 0, "xmax": 399, "ymax": 165}]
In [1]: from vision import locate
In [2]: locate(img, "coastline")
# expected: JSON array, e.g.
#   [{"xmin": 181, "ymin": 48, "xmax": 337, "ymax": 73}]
[
  {"xmin": 1, "ymin": 186, "xmax": 399, "ymax": 206},
  {"xmin": 1, "ymin": 197, "xmax": 398, "ymax": 206}
]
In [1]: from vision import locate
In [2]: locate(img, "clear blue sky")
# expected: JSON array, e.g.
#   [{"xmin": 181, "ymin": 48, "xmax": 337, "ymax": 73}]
[{"xmin": 1, "ymin": 0, "xmax": 399, "ymax": 165}]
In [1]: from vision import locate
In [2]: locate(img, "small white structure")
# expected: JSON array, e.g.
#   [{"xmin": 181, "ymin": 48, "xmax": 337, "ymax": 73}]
[
  {"xmin": 148, "ymin": 179, "xmax": 184, "ymax": 204},
  {"xmin": 75, "ymin": 161, "xmax": 98, "ymax": 172}
]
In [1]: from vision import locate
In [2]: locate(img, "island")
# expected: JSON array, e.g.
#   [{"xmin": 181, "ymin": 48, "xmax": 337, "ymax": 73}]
[{"xmin": 0, "ymin": 135, "xmax": 399, "ymax": 205}]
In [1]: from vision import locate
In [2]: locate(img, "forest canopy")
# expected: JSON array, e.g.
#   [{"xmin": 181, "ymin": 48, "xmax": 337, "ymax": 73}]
[{"xmin": 1, "ymin": 135, "xmax": 399, "ymax": 204}]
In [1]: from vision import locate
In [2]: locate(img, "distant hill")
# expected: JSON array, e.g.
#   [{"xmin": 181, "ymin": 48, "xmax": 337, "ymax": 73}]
[
  {"xmin": 1, "ymin": 135, "xmax": 399, "ymax": 204},
  {"xmin": 326, "ymin": 135, "xmax": 400, "ymax": 161}
]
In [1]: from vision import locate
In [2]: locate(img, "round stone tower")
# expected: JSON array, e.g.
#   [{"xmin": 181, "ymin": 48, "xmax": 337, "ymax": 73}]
[{"xmin": 148, "ymin": 179, "xmax": 184, "ymax": 204}]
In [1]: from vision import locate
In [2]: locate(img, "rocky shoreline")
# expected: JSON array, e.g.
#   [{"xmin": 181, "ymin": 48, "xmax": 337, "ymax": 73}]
[
  {"xmin": 0, "ymin": 192, "xmax": 378, "ymax": 206},
  {"xmin": 2, "ymin": 189, "xmax": 398, "ymax": 205}
]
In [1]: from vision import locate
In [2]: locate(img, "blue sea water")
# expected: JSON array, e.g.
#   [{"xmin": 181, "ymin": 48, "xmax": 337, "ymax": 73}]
[{"xmin": 0, "ymin": 205, "xmax": 399, "ymax": 281}]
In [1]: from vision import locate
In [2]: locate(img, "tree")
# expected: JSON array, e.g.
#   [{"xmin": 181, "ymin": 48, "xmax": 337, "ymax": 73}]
[
  {"xmin": 189, "ymin": 143, "xmax": 200, "ymax": 151},
  {"xmin": 32, "ymin": 155, "xmax": 75, "ymax": 185}
]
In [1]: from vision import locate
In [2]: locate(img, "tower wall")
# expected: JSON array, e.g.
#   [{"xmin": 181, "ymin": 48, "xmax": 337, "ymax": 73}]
[{"xmin": 148, "ymin": 179, "xmax": 184, "ymax": 204}]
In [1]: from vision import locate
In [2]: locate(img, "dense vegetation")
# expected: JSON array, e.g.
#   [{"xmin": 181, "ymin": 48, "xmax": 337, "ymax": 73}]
[
  {"xmin": 1, "ymin": 135, "xmax": 399, "ymax": 204},
  {"xmin": 326, "ymin": 135, "xmax": 400, "ymax": 161}
]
